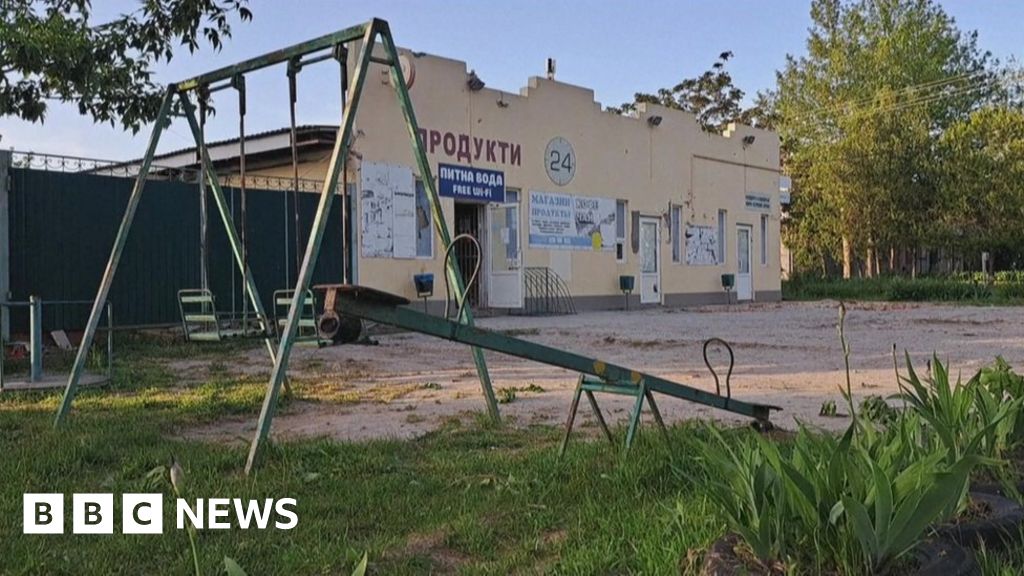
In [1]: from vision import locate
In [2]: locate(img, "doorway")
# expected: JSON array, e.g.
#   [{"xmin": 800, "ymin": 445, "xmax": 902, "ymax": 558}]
[
  {"xmin": 736, "ymin": 224, "xmax": 753, "ymax": 301},
  {"xmin": 454, "ymin": 202, "xmax": 483, "ymax": 306},
  {"xmin": 486, "ymin": 200, "xmax": 523, "ymax": 308},
  {"xmin": 639, "ymin": 216, "xmax": 661, "ymax": 304}
]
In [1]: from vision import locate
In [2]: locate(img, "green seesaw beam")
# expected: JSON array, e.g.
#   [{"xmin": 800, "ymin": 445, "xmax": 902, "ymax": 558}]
[{"xmin": 322, "ymin": 285, "xmax": 780, "ymax": 423}]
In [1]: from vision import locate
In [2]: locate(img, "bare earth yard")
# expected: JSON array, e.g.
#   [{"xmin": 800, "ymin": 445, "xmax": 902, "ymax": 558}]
[{"xmin": 175, "ymin": 300, "xmax": 1022, "ymax": 443}]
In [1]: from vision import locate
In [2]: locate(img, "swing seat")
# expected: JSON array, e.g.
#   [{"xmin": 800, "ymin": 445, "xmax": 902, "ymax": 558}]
[
  {"xmin": 177, "ymin": 289, "xmax": 262, "ymax": 342},
  {"xmin": 273, "ymin": 289, "xmax": 329, "ymax": 347}
]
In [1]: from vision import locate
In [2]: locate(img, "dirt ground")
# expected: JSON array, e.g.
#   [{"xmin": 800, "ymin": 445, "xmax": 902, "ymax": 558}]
[{"xmin": 177, "ymin": 300, "xmax": 1022, "ymax": 444}]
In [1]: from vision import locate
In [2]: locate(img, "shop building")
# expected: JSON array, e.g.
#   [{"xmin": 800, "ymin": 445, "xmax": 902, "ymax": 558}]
[{"xmin": 146, "ymin": 46, "xmax": 783, "ymax": 312}]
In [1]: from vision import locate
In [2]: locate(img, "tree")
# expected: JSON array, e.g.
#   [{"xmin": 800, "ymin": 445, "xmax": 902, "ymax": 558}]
[
  {"xmin": 937, "ymin": 106, "xmax": 1024, "ymax": 263},
  {"xmin": 610, "ymin": 51, "xmax": 772, "ymax": 132},
  {"xmin": 1, "ymin": 0, "xmax": 252, "ymax": 132},
  {"xmin": 773, "ymin": 0, "xmax": 1001, "ymax": 278}
]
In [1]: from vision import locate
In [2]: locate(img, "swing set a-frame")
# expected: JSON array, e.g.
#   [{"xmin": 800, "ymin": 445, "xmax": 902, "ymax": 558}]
[
  {"xmin": 54, "ymin": 19, "xmax": 500, "ymax": 470},
  {"xmin": 55, "ymin": 18, "xmax": 779, "ymax": 475}
]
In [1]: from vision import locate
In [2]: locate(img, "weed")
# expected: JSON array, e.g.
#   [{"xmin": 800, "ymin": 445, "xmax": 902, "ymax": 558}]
[
  {"xmin": 497, "ymin": 387, "xmax": 518, "ymax": 404},
  {"xmin": 500, "ymin": 328, "xmax": 541, "ymax": 337},
  {"xmin": 858, "ymin": 395, "xmax": 896, "ymax": 426}
]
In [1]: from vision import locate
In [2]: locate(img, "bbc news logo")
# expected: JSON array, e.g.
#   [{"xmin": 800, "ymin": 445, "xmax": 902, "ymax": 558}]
[{"xmin": 24, "ymin": 494, "xmax": 298, "ymax": 534}]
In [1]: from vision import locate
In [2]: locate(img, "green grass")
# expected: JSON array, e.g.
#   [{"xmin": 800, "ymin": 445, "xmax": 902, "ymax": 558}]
[
  {"xmin": 2, "ymin": 336, "xmax": 1023, "ymax": 574},
  {"xmin": 0, "ymin": 337, "xmax": 727, "ymax": 575},
  {"xmin": 782, "ymin": 276, "xmax": 1024, "ymax": 304}
]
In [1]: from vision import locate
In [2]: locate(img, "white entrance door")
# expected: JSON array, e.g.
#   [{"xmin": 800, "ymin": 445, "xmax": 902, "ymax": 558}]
[
  {"xmin": 736, "ymin": 225, "xmax": 753, "ymax": 301},
  {"xmin": 639, "ymin": 217, "xmax": 661, "ymax": 304},
  {"xmin": 486, "ymin": 202, "xmax": 523, "ymax": 308}
]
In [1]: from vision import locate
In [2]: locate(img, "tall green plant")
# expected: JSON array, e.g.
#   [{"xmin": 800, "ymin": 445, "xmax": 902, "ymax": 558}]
[
  {"xmin": 698, "ymin": 427, "xmax": 790, "ymax": 564},
  {"xmin": 894, "ymin": 354, "xmax": 1021, "ymax": 483},
  {"xmin": 698, "ymin": 410, "xmax": 980, "ymax": 574},
  {"xmin": 980, "ymin": 357, "xmax": 1024, "ymax": 445}
]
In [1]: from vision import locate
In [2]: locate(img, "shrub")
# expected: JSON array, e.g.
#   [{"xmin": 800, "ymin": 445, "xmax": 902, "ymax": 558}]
[{"xmin": 782, "ymin": 274, "xmax": 1024, "ymax": 302}]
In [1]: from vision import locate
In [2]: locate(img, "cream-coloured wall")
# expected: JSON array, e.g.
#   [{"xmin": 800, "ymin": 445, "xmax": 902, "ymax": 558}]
[{"xmin": 273, "ymin": 44, "xmax": 781, "ymax": 307}]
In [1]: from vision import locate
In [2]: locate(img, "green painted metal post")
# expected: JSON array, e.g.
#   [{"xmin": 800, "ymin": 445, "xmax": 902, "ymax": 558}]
[
  {"xmin": 559, "ymin": 377, "xmax": 584, "ymax": 457},
  {"xmin": 244, "ymin": 22, "xmax": 379, "ymax": 474},
  {"xmin": 644, "ymin": 390, "xmax": 670, "ymax": 444},
  {"xmin": 55, "ymin": 90, "xmax": 175, "ymax": 425},
  {"xmin": 624, "ymin": 382, "xmax": 647, "ymax": 449},
  {"xmin": 378, "ymin": 22, "xmax": 500, "ymax": 422},
  {"xmin": 585, "ymin": 390, "xmax": 615, "ymax": 444},
  {"xmin": 178, "ymin": 95, "xmax": 281, "ymax": 376}
]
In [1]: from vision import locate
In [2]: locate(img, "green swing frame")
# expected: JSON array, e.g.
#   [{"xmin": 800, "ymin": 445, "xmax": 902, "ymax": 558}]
[{"xmin": 53, "ymin": 19, "xmax": 500, "ymax": 474}]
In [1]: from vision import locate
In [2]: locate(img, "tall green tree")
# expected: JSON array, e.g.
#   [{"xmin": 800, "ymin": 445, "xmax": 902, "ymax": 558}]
[
  {"xmin": 774, "ymin": 0, "xmax": 999, "ymax": 277},
  {"xmin": 610, "ymin": 51, "xmax": 773, "ymax": 132},
  {"xmin": 937, "ymin": 106, "xmax": 1024, "ymax": 263},
  {"xmin": 1, "ymin": 0, "xmax": 252, "ymax": 132}
]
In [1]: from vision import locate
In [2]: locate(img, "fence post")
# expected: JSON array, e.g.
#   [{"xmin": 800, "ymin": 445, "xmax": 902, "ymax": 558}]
[
  {"xmin": 30, "ymin": 295, "xmax": 42, "ymax": 382},
  {"xmin": 0, "ymin": 150, "xmax": 10, "ymax": 341}
]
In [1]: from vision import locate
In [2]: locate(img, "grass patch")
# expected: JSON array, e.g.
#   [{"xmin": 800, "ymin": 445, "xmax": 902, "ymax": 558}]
[
  {"xmin": 3, "ymin": 333, "xmax": 1024, "ymax": 574},
  {"xmin": 0, "ymin": 338, "xmax": 726, "ymax": 575},
  {"xmin": 498, "ymin": 328, "xmax": 541, "ymax": 337}
]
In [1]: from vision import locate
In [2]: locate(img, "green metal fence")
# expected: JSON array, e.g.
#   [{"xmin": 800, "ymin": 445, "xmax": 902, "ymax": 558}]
[{"xmin": 7, "ymin": 167, "xmax": 346, "ymax": 332}]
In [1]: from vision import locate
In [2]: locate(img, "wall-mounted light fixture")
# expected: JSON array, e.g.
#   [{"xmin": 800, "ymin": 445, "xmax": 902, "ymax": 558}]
[
  {"xmin": 467, "ymin": 70, "xmax": 485, "ymax": 91},
  {"xmin": 742, "ymin": 134, "xmax": 756, "ymax": 148},
  {"xmin": 647, "ymin": 115, "xmax": 663, "ymax": 127}
]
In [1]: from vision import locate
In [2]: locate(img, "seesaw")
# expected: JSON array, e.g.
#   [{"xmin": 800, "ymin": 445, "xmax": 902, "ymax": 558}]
[{"xmin": 315, "ymin": 284, "xmax": 781, "ymax": 455}]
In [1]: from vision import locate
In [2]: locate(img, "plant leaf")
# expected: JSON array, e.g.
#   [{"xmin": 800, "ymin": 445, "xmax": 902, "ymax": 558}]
[{"xmin": 224, "ymin": 556, "xmax": 247, "ymax": 576}]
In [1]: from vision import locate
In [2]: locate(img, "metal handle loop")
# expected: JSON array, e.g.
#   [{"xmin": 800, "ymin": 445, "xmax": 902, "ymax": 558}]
[
  {"xmin": 442, "ymin": 233, "xmax": 481, "ymax": 322},
  {"xmin": 703, "ymin": 337, "xmax": 734, "ymax": 400}
]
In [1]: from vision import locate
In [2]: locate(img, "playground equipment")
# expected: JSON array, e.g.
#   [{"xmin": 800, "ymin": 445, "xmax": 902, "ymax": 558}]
[
  {"xmin": 1, "ymin": 298, "xmax": 112, "ymax": 392},
  {"xmin": 273, "ymin": 289, "xmax": 330, "ymax": 347},
  {"xmin": 315, "ymin": 283, "xmax": 780, "ymax": 453},
  {"xmin": 178, "ymin": 289, "xmax": 262, "ymax": 342},
  {"xmin": 55, "ymin": 19, "xmax": 779, "ymax": 474},
  {"xmin": 55, "ymin": 19, "xmax": 498, "ymax": 475}
]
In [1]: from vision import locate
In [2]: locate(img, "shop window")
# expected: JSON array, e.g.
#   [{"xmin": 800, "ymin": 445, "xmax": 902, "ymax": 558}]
[
  {"xmin": 414, "ymin": 180, "xmax": 433, "ymax": 258},
  {"xmin": 717, "ymin": 209, "xmax": 727, "ymax": 265},
  {"xmin": 671, "ymin": 205, "xmax": 682, "ymax": 263},
  {"xmin": 505, "ymin": 188, "xmax": 520, "ymax": 260},
  {"xmin": 616, "ymin": 200, "xmax": 627, "ymax": 262}
]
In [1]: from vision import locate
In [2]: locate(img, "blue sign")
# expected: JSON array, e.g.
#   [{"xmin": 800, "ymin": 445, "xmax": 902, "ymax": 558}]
[{"xmin": 438, "ymin": 163, "xmax": 505, "ymax": 203}]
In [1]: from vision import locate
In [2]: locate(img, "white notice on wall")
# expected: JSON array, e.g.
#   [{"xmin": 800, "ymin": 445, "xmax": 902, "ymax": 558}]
[
  {"xmin": 360, "ymin": 161, "xmax": 416, "ymax": 259},
  {"xmin": 392, "ymin": 186, "xmax": 416, "ymax": 259},
  {"xmin": 685, "ymin": 224, "xmax": 718, "ymax": 266}
]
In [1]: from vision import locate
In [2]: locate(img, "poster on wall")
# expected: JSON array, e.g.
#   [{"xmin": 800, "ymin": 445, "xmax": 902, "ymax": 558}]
[
  {"xmin": 360, "ymin": 161, "xmax": 416, "ymax": 259},
  {"xmin": 528, "ymin": 190, "xmax": 616, "ymax": 251},
  {"xmin": 685, "ymin": 224, "xmax": 718, "ymax": 265}
]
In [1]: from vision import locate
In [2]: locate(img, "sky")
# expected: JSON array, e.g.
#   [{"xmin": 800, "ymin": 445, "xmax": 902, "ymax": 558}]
[{"xmin": 2, "ymin": 0, "xmax": 1022, "ymax": 160}]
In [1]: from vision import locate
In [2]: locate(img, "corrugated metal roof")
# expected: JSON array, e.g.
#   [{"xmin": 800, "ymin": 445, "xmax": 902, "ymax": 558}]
[{"xmin": 151, "ymin": 124, "xmax": 338, "ymax": 161}]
